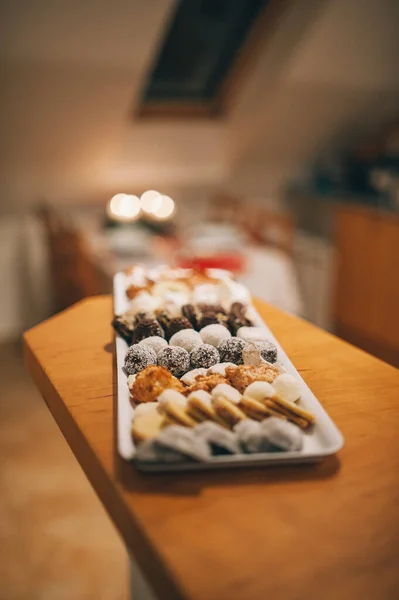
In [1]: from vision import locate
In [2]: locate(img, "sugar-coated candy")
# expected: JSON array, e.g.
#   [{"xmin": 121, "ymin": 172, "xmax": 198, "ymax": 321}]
[
  {"xmin": 200, "ymin": 323, "xmax": 231, "ymax": 348},
  {"xmin": 272, "ymin": 373, "xmax": 302, "ymax": 403},
  {"xmin": 218, "ymin": 337, "xmax": 247, "ymax": 365},
  {"xmin": 194, "ymin": 422, "xmax": 241, "ymax": 454},
  {"xmin": 260, "ymin": 417, "xmax": 303, "ymax": 451},
  {"xmin": 234, "ymin": 419, "xmax": 272, "ymax": 453},
  {"xmin": 138, "ymin": 336, "xmax": 168, "ymax": 357},
  {"xmin": 158, "ymin": 346, "xmax": 190, "ymax": 377},
  {"xmin": 155, "ymin": 425, "xmax": 211, "ymax": 461},
  {"xmin": 169, "ymin": 329, "xmax": 203, "ymax": 353},
  {"xmin": 190, "ymin": 344, "xmax": 220, "ymax": 369},
  {"xmin": 124, "ymin": 344, "xmax": 157, "ymax": 375},
  {"xmin": 244, "ymin": 381, "xmax": 276, "ymax": 402},
  {"xmin": 135, "ymin": 438, "xmax": 185, "ymax": 463}
]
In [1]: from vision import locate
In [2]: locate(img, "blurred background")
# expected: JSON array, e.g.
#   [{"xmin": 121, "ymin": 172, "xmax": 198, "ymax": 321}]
[{"xmin": 1, "ymin": 0, "xmax": 398, "ymax": 597}]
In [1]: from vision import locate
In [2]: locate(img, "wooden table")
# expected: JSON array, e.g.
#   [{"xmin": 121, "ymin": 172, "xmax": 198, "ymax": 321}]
[{"xmin": 24, "ymin": 296, "xmax": 399, "ymax": 600}]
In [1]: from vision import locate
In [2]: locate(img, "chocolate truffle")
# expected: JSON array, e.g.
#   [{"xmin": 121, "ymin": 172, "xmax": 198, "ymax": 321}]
[
  {"xmin": 124, "ymin": 344, "xmax": 157, "ymax": 375},
  {"xmin": 169, "ymin": 329, "xmax": 202, "ymax": 353},
  {"xmin": 218, "ymin": 337, "xmax": 247, "ymax": 365},
  {"xmin": 158, "ymin": 346, "xmax": 190, "ymax": 377},
  {"xmin": 200, "ymin": 323, "xmax": 231, "ymax": 348},
  {"xmin": 166, "ymin": 317, "xmax": 193, "ymax": 340},
  {"xmin": 131, "ymin": 318, "xmax": 165, "ymax": 344},
  {"xmin": 182, "ymin": 304, "xmax": 199, "ymax": 329},
  {"xmin": 255, "ymin": 341, "xmax": 278, "ymax": 364},
  {"xmin": 190, "ymin": 344, "xmax": 220, "ymax": 369},
  {"xmin": 197, "ymin": 303, "xmax": 226, "ymax": 316},
  {"xmin": 155, "ymin": 311, "xmax": 171, "ymax": 334}
]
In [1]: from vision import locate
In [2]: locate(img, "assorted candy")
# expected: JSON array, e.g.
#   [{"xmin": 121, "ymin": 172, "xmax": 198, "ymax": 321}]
[{"xmin": 113, "ymin": 266, "xmax": 316, "ymax": 464}]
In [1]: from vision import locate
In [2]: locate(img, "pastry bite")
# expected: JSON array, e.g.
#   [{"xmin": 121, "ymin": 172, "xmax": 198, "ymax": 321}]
[
  {"xmin": 138, "ymin": 336, "xmax": 168, "ymax": 357},
  {"xmin": 186, "ymin": 373, "xmax": 229, "ymax": 394},
  {"xmin": 169, "ymin": 329, "xmax": 202, "ymax": 353},
  {"xmin": 207, "ymin": 362, "xmax": 236, "ymax": 376},
  {"xmin": 152, "ymin": 280, "xmax": 190, "ymax": 301},
  {"xmin": 132, "ymin": 366, "xmax": 184, "ymax": 403},
  {"xmin": 124, "ymin": 345, "xmax": 157, "ymax": 375},
  {"xmin": 211, "ymin": 383, "xmax": 241, "ymax": 405},
  {"xmin": 239, "ymin": 396, "xmax": 273, "ymax": 421},
  {"xmin": 199, "ymin": 323, "xmax": 231, "ymax": 348},
  {"xmin": 193, "ymin": 284, "xmax": 220, "ymax": 306},
  {"xmin": 272, "ymin": 373, "xmax": 302, "ymax": 403},
  {"xmin": 190, "ymin": 344, "xmax": 220, "ymax": 369},
  {"xmin": 126, "ymin": 291, "xmax": 160, "ymax": 317},
  {"xmin": 226, "ymin": 363, "xmax": 280, "ymax": 393},
  {"xmin": 157, "ymin": 389, "xmax": 188, "ymax": 408},
  {"xmin": 186, "ymin": 390, "xmax": 222, "ymax": 424},
  {"xmin": 155, "ymin": 425, "xmax": 211, "ymax": 461},
  {"xmin": 218, "ymin": 337, "xmax": 247, "ymax": 365},
  {"xmin": 131, "ymin": 406, "xmax": 165, "ymax": 444},
  {"xmin": 158, "ymin": 346, "xmax": 190, "ymax": 378},
  {"xmin": 131, "ymin": 318, "xmax": 165, "ymax": 344},
  {"xmin": 161, "ymin": 400, "xmax": 197, "ymax": 428},
  {"xmin": 218, "ymin": 280, "xmax": 251, "ymax": 310},
  {"xmin": 212, "ymin": 396, "xmax": 246, "ymax": 428},
  {"xmin": 264, "ymin": 395, "xmax": 315, "ymax": 429},
  {"xmin": 194, "ymin": 422, "xmax": 241, "ymax": 454},
  {"xmin": 166, "ymin": 317, "xmax": 193, "ymax": 340}
]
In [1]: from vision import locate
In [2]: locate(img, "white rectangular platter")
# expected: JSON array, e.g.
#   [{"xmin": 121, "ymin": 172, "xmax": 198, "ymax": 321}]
[{"xmin": 114, "ymin": 271, "xmax": 343, "ymax": 472}]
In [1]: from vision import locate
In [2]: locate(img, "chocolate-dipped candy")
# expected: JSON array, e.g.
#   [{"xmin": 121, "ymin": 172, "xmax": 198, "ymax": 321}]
[
  {"xmin": 230, "ymin": 302, "xmax": 248, "ymax": 319},
  {"xmin": 182, "ymin": 304, "xmax": 199, "ymax": 329},
  {"xmin": 169, "ymin": 329, "xmax": 202, "ymax": 353},
  {"xmin": 131, "ymin": 318, "xmax": 165, "ymax": 344},
  {"xmin": 218, "ymin": 337, "xmax": 247, "ymax": 365},
  {"xmin": 227, "ymin": 315, "xmax": 253, "ymax": 335},
  {"xmin": 199, "ymin": 323, "xmax": 231, "ymax": 348},
  {"xmin": 138, "ymin": 336, "xmax": 168, "ymax": 357},
  {"xmin": 166, "ymin": 317, "xmax": 193, "ymax": 340},
  {"xmin": 190, "ymin": 344, "xmax": 220, "ymax": 369},
  {"xmin": 197, "ymin": 313, "xmax": 223, "ymax": 330},
  {"xmin": 255, "ymin": 341, "xmax": 278, "ymax": 364},
  {"xmin": 112, "ymin": 315, "xmax": 134, "ymax": 344},
  {"xmin": 155, "ymin": 310, "xmax": 171, "ymax": 335},
  {"xmin": 158, "ymin": 346, "xmax": 190, "ymax": 377},
  {"xmin": 124, "ymin": 344, "xmax": 157, "ymax": 375},
  {"xmin": 197, "ymin": 303, "xmax": 226, "ymax": 316}
]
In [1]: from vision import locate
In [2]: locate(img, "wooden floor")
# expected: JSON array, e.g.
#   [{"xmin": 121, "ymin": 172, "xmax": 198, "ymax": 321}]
[{"xmin": 0, "ymin": 341, "xmax": 127, "ymax": 600}]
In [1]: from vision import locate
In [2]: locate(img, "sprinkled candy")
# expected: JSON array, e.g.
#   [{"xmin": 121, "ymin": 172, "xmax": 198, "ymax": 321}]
[
  {"xmin": 255, "ymin": 341, "xmax": 278, "ymax": 363},
  {"xmin": 124, "ymin": 344, "xmax": 157, "ymax": 375},
  {"xmin": 190, "ymin": 344, "xmax": 220, "ymax": 369},
  {"xmin": 169, "ymin": 329, "xmax": 203, "ymax": 353},
  {"xmin": 158, "ymin": 346, "xmax": 190, "ymax": 378},
  {"xmin": 218, "ymin": 337, "xmax": 247, "ymax": 365}
]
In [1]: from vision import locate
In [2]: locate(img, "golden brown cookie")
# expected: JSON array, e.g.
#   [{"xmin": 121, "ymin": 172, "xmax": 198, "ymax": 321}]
[
  {"xmin": 132, "ymin": 365, "xmax": 184, "ymax": 404},
  {"xmin": 131, "ymin": 406, "xmax": 165, "ymax": 444},
  {"xmin": 226, "ymin": 364, "xmax": 280, "ymax": 393}
]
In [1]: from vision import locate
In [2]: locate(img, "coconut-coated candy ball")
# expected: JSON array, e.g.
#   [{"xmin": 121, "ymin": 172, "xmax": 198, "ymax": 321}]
[
  {"xmin": 190, "ymin": 344, "xmax": 220, "ymax": 369},
  {"xmin": 255, "ymin": 341, "xmax": 278, "ymax": 364},
  {"xmin": 169, "ymin": 329, "xmax": 202, "ymax": 353},
  {"xmin": 138, "ymin": 336, "xmax": 168, "ymax": 357},
  {"xmin": 218, "ymin": 337, "xmax": 247, "ymax": 365},
  {"xmin": 158, "ymin": 346, "xmax": 190, "ymax": 378},
  {"xmin": 124, "ymin": 344, "xmax": 157, "ymax": 375},
  {"xmin": 199, "ymin": 323, "xmax": 231, "ymax": 348}
]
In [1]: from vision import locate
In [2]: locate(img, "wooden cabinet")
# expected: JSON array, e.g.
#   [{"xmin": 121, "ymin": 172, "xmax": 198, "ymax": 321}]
[{"xmin": 334, "ymin": 205, "xmax": 399, "ymax": 367}]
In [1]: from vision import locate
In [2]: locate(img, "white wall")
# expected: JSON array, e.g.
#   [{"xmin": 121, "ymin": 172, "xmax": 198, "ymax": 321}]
[{"xmin": 226, "ymin": 0, "xmax": 399, "ymax": 199}]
